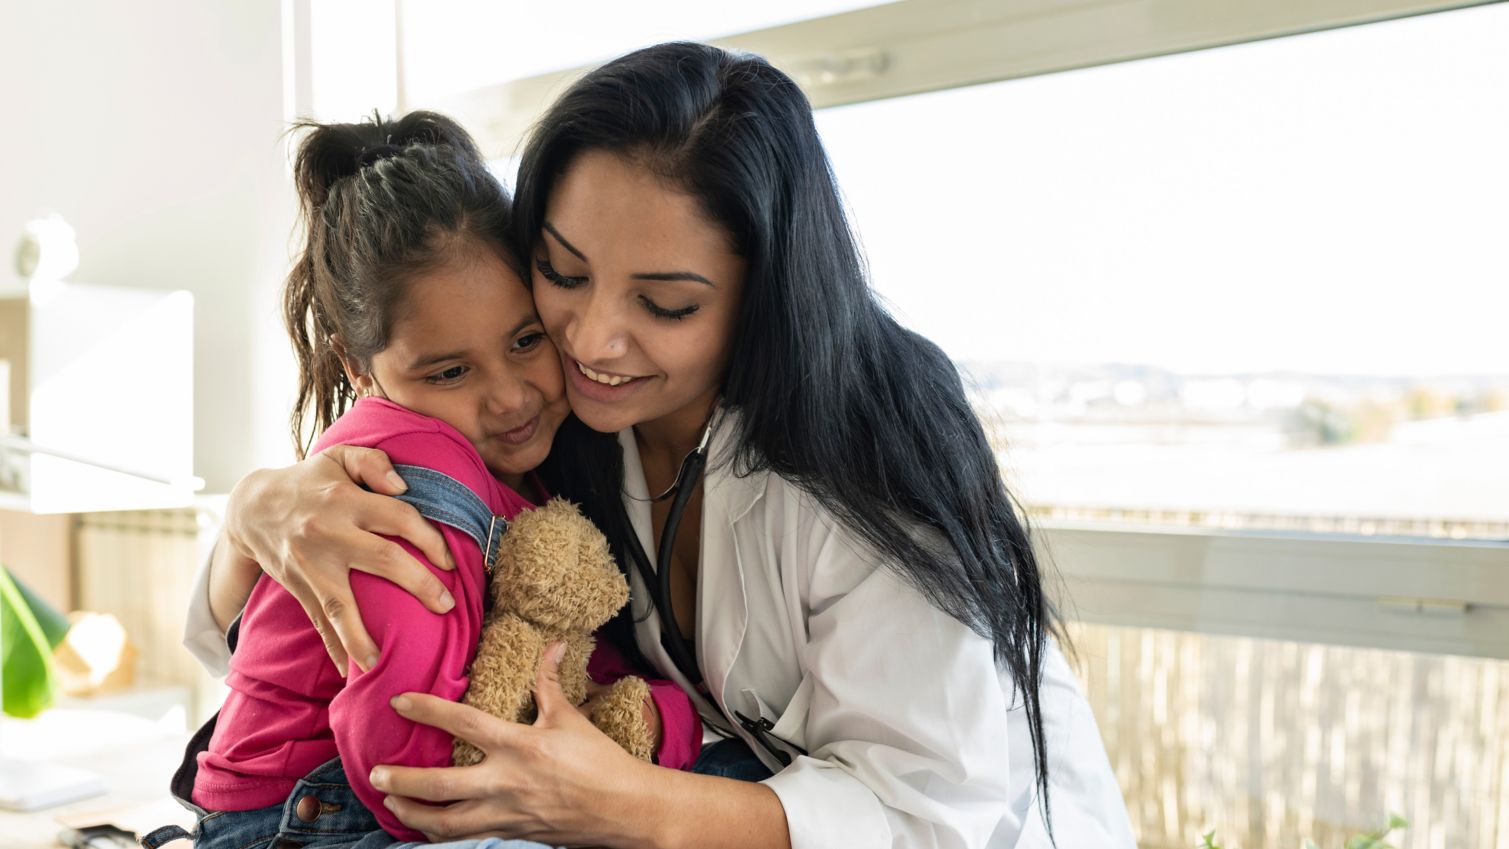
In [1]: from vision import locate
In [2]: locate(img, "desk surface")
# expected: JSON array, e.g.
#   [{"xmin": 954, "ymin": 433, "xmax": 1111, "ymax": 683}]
[{"xmin": 1, "ymin": 707, "xmax": 193, "ymax": 848}]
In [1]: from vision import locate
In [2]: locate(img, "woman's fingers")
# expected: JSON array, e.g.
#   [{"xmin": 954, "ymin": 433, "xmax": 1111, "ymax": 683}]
[
  {"xmin": 283, "ymin": 569, "xmax": 374, "ymax": 673},
  {"xmin": 370, "ymin": 760, "xmax": 495, "ymax": 804},
  {"xmin": 389, "ymin": 692, "xmax": 526, "ymax": 754},
  {"xmin": 382, "ymin": 797, "xmax": 514, "ymax": 842},
  {"xmin": 327, "ymin": 447, "xmax": 454, "ymax": 571},
  {"xmin": 361, "ymin": 490, "xmax": 455, "ymax": 573},
  {"xmin": 532, "ymin": 642, "xmax": 572, "ymax": 724},
  {"xmin": 321, "ymin": 444, "xmax": 409, "ymax": 496}
]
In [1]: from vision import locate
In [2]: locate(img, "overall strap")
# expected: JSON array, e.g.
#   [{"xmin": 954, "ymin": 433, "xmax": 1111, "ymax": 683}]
[{"xmin": 391, "ymin": 464, "xmax": 507, "ymax": 570}]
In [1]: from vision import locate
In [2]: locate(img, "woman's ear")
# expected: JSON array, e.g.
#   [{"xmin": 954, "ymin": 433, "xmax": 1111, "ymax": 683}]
[{"xmin": 333, "ymin": 336, "xmax": 376, "ymax": 397}]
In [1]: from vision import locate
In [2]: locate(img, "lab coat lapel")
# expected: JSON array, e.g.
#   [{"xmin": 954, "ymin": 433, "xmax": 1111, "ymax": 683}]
[
  {"xmin": 614, "ymin": 420, "xmax": 764, "ymax": 721},
  {"xmin": 700, "ymin": 417, "xmax": 765, "ymax": 724}
]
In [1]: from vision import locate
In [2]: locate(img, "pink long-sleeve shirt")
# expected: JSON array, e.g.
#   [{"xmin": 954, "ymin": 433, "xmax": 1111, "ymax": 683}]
[{"xmin": 193, "ymin": 397, "xmax": 700, "ymax": 839}]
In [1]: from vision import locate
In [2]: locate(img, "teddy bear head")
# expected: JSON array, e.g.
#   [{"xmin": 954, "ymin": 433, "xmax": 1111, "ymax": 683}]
[{"xmin": 490, "ymin": 498, "xmax": 630, "ymax": 633}]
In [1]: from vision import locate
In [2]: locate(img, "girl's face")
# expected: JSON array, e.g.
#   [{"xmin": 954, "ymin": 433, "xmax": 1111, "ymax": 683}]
[
  {"xmin": 345, "ymin": 242, "xmax": 569, "ymax": 490},
  {"xmin": 531, "ymin": 150, "xmax": 745, "ymax": 438}
]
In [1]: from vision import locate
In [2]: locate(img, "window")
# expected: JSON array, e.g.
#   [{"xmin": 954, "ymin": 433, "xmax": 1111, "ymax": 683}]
[{"xmin": 812, "ymin": 3, "xmax": 1509, "ymax": 541}]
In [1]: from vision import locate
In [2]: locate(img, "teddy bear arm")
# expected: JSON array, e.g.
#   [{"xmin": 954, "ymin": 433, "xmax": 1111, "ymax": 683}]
[
  {"xmin": 452, "ymin": 614, "xmax": 543, "ymax": 766},
  {"xmin": 591, "ymin": 675, "xmax": 656, "ymax": 762}
]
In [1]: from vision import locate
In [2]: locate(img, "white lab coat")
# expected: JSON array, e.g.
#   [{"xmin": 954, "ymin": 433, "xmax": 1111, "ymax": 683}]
[
  {"xmin": 182, "ymin": 419, "xmax": 1136, "ymax": 849},
  {"xmin": 614, "ymin": 423, "xmax": 1136, "ymax": 849}
]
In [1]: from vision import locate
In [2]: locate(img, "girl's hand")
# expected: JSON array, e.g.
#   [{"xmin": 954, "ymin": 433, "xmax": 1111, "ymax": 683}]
[
  {"xmin": 223, "ymin": 444, "xmax": 454, "ymax": 672},
  {"xmin": 373, "ymin": 643, "xmax": 662, "ymax": 846}
]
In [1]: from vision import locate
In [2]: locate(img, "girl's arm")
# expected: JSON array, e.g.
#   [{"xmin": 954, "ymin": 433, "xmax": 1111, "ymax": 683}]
[
  {"xmin": 328, "ymin": 529, "xmax": 482, "ymax": 842},
  {"xmin": 196, "ymin": 445, "xmax": 456, "ymax": 672}
]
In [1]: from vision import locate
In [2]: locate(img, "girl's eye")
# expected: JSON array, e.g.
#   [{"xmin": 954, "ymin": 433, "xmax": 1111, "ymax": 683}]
[
  {"xmin": 513, "ymin": 331, "xmax": 546, "ymax": 353},
  {"xmin": 535, "ymin": 256, "xmax": 586, "ymax": 289},
  {"xmin": 639, "ymin": 295, "xmax": 700, "ymax": 321},
  {"xmin": 425, "ymin": 365, "xmax": 469, "ymax": 384}
]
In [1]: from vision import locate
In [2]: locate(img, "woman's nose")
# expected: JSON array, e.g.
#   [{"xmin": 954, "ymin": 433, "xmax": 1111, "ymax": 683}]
[{"xmin": 568, "ymin": 290, "xmax": 629, "ymax": 362}]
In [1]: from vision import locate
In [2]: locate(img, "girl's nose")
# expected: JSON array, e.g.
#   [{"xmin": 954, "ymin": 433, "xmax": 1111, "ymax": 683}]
[{"xmin": 486, "ymin": 371, "xmax": 531, "ymax": 418}]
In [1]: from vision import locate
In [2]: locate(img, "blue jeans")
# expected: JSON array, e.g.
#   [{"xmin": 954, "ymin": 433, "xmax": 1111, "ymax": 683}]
[
  {"xmin": 141, "ymin": 757, "xmax": 552, "ymax": 849},
  {"xmin": 691, "ymin": 738, "xmax": 774, "ymax": 782}
]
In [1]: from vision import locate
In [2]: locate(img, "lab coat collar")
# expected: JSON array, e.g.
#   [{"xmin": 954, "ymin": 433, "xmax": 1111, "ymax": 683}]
[{"xmin": 614, "ymin": 409, "xmax": 766, "ymax": 728}]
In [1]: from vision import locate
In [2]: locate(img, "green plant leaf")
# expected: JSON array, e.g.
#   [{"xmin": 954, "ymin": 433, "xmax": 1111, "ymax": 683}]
[
  {"xmin": 0, "ymin": 564, "xmax": 58, "ymax": 718},
  {"xmin": 11, "ymin": 571, "xmax": 69, "ymax": 648}
]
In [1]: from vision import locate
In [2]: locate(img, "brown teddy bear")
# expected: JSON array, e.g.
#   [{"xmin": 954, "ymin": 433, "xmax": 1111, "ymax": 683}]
[{"xmin": 452, "ymin": 498, "xmax": 655, "ymax": 765}]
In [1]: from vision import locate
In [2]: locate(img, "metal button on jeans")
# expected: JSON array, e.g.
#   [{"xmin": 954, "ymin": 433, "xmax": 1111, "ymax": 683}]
[{"xmin": 294, "ymin": 793, "xmax": 322, "ymax": 823}]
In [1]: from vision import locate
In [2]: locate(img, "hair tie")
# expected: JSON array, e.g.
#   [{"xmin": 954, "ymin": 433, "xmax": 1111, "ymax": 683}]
[{"xmin": 357, "ymin": 143, "xmax": 402, "ymax": 169}]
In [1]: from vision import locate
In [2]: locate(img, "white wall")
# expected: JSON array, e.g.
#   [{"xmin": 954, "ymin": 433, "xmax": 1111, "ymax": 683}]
[{"xmin": 2, "ymin": 0, "xmax": 298, "ymax": 492}]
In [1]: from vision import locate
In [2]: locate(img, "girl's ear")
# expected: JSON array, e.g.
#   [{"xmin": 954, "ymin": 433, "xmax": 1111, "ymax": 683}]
[{"xmin": 332, "ymin": 336, "xmax": 376, "ymax": 397}]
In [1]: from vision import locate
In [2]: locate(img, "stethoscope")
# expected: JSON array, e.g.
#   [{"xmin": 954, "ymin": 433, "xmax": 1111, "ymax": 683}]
[
  {"xmin": 619, "ymin": 405, "xmax": 808, "ymax": 766},
  {"xmin": 621, "ymin": 407, "xmax": 717, "ymax": 688}
]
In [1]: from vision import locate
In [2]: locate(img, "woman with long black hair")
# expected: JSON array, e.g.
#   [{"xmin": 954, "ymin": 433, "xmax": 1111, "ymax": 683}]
[{"xmin": 189, "ymin": 42, "xmax": 1133, "ymax": 848}]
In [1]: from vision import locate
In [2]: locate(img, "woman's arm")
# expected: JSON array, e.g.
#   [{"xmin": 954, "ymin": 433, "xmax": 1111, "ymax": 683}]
[
  {"xmin": 373, "ymin": 647, "xmax": 791, "ymax": 849},
  {"xmin": 200, "ymin": 444, "xmax": 456, "ymax": 672}
]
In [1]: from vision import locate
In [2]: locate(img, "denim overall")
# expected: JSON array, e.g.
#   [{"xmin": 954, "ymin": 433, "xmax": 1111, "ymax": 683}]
[{"xmin": 141, "ymin": 466, "xmax": 770, "ymax": 849}]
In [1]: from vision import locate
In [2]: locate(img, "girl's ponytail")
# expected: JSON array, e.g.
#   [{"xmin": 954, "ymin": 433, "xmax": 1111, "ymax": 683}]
[{"xmin": 280, "ymin": 111, "xmax": 512, "ymax": 457}]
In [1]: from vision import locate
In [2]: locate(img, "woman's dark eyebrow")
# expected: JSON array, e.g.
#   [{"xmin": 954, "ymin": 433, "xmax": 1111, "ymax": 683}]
[
  {"xmin": 543, "ymin": 221, "xmax": 586, "ymax": 261},
  {"xmin": 631, "ymin": 271, "xmax": 716, "ymax": 288},
  {"xmin": 545, "ymin": 220, "xmax": 713, "ymax": 286}
]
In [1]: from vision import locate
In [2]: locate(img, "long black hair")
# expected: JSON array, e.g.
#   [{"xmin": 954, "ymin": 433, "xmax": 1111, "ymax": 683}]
[
  {"xmin": 523, "ymin": 42, "xmax": 1060, "ymax": 821},
  {"xmin": 283, "ymin": 110, "xmax": 515, "ymax": 456}
]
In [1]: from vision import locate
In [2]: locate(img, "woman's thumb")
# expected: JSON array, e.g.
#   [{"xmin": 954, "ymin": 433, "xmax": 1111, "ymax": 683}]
[
  {"xmin": 533, "ymin": 641, "xmax": 569, "ymax": 721},
  {"xmin": 325, "ymin": 444, "xmax": 407, "ymax": 494}
]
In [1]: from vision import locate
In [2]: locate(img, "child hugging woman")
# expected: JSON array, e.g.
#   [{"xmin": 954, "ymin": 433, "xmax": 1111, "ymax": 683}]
[{"xmin": 158, "ymin": 112, "xmax": 697, "ymax": 849}]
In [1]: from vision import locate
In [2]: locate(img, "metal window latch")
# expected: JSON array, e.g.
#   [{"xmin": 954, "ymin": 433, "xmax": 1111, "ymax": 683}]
[{"xmin": 1375, "ymin": 596, "xmax": 1470, "ymax": 616}]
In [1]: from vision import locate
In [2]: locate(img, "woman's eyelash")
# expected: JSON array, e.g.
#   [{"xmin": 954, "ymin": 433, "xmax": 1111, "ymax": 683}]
[
  {"xmin": 535, "ymin": 255, "xmax": 696, "ymax": 320},
  {"xmin": 535, "ymin": 256, "xmax": 585, "ymax": 289},
  {"xmin": 639, "ymin": 295, "xmax": 699, "ymax": 321}
]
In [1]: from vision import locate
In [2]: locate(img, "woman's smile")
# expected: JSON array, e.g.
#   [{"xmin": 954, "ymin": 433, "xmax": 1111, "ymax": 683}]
[{"xmin": 564, "ymin": 352, "xmax": 656, "ymax": 403}]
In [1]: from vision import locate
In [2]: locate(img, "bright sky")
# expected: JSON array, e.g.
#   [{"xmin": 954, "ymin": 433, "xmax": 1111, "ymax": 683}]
[{"xmin": 815, "ymin": 4, "xmax": 1509, "ymax": 377}]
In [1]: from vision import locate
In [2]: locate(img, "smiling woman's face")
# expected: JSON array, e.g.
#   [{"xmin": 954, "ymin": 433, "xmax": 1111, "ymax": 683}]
[{"xmin": 531, "ymin": 150, "xmax": 745, "ymax": 438}]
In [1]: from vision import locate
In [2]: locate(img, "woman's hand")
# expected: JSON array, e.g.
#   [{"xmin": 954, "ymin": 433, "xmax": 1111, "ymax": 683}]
[
  {"xmin": 221, "ymin": 444, "xmax": 454, "ymax": 672},
  {"xmin": 373, "ymin": 643, "xmax": 663, "ymax": 847}
]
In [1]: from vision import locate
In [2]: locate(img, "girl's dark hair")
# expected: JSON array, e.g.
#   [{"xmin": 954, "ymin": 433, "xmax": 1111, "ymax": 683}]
[
  {"xmin": 521, "ymin": 42, "xmax": 1062, "ymax": 825},
  {"xmin": 284, "ymin": 110, "xmax": 515, "ymax": 456}
]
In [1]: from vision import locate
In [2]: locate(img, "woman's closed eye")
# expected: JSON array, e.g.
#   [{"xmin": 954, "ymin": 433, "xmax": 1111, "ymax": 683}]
[
  {"xmin": 638, "ymin": 295, "xmax": 699, "ymax": 321},
  {"xmin": 535, "ymin": 256, "xmax": 585, "ymax": 289},
  {"xmin": 425, "ymin": 364, "xmax": 469, "ymax": 385}
]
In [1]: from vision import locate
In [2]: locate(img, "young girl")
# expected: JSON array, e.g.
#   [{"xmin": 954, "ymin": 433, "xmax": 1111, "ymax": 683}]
[{"xmin": 159, "ymin": 112, "xmax": 697, "ymax": 849}]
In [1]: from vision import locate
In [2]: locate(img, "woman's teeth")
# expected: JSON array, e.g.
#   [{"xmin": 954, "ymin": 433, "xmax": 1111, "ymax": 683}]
[{"xmin": 578, "ymin": 361, "xmax": 640, "ymax": 387}]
